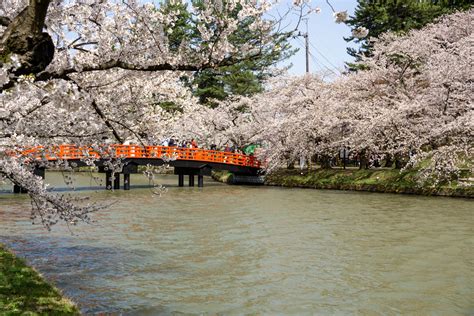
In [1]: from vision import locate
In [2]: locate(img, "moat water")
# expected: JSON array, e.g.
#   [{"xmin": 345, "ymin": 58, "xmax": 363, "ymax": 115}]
[{"xmin": 0, "ymin": 172, "xmax": 472, "ymax": 314}]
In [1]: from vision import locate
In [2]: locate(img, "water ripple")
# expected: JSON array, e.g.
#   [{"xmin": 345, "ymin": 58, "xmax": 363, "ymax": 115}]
[{"xmin": 0, "ymin": 173, "xmax": 472, "ymax": 314}]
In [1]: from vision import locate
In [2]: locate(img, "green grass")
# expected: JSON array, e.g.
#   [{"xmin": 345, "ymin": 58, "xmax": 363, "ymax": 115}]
[
  {"xmin": 264, "ymin": 168, "xmax": 473, "ymax": 197},
  {"xmin": 0, "ymin": 244, "xmax": 80, "ymax": 315}
]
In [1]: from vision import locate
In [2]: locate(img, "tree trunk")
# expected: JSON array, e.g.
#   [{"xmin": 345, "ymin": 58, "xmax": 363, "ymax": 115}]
[
  {"xmin": 359, "ymin": 150, "xmax": 370, "ymax": 170},
  {"xmin": 394, "ymin": 154, "xmax": 406, "ymax": 169},
  {"xmin": 286, "ymin": 159, "xmax": 295, "ymax": 169},
  {"xmin": 384, "ymin": 154, "xmax": 393, "ymax": 168},
  {"xmin": 1, "ymin": 0, "xmax": 54, "ymax": 75},
  {"xmin": 319, "ymin": 154, "xmax": 332, "ymax": 169}
]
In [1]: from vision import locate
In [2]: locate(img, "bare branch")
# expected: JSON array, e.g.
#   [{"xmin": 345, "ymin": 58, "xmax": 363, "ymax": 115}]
[{"xmin": 36, "ymin": 60, "xmax": 203, "ymax": 81}]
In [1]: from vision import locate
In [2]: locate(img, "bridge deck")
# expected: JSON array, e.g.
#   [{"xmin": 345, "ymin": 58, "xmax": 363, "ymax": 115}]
[
  {"xmin": 19, "ymin": 145, "xmax": 261, "ymax": 169},
  {"xmin": 11, "ymin": 145, "xmax": 262, "ymax": 191}
]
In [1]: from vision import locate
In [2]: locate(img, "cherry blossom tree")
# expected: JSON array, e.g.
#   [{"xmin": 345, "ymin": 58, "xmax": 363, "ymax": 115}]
[
  {"xmin": 1, "ymin": 0, "xmax": 343, "ymax": 228},
  {"xmin": 352, "ymin": 8, "xmax": 473, "ymax": 183},
  {"xmin": 214, "ymin": 9, "xmax": 472, "ymax": 184}
]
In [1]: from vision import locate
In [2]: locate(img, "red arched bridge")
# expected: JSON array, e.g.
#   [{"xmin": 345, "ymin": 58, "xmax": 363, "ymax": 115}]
[{"xmin": 14, "ymin": 144, "xmax": 262, "ymax": 191}]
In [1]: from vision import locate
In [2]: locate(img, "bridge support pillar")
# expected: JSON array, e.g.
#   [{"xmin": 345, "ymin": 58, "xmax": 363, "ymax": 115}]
[
  {"xmin": 106, "ymin": 171, "xmax": 112, "ymax": 190},
  {"xmin": 113, "ymin": 173, "xmax": 120, "ymax": 190},
  {"xmin": 33, "ymin": 167, "xmax": 45, "ymax": 180},
  {"xmin": 174, "ymin": 166, "xmax": 212, "ymax": 188},
  {"xmin": 13, "ymin": 184, "xmax": 28, "ymax": 193},
  {"xmin": 123, "ymin": 174, "xmax": 130, "ymax": 190}
]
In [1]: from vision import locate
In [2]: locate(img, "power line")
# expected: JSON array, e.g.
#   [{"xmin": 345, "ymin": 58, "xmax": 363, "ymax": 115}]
[
  {"xmin": 308, "ymin": 41, "xmax": 342, "ymax": 74},
  {"xmin": 294, "ymin": 19, "xmax": 342, "ymax": 76},
  {"xmin": 309, "ymin": 51, "xmax": 339, "ymax": 76},
  {"xmin": 294, "ymin": 38, "xmax": 329, "ymax": 74},
  {"xmin": 294, "ymin": 38, "xmax": 339, "ymax": 76}
]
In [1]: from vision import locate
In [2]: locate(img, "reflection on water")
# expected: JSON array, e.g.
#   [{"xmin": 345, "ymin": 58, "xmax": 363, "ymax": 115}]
[{"xmin": 0, "ymin": 172, "xmax": 473, "ymax": 315}]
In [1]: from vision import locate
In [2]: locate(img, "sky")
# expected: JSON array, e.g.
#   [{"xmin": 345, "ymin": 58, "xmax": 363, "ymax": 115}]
[
  {"xmin": 279, "ymin": 0, "xmax": 360, "ymax": 76},
  {"xmin": 143, "ymin": 0, "xmax": 360, "ymax": 76}
]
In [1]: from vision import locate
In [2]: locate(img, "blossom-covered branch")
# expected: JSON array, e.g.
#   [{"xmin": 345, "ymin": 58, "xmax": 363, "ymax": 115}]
[{"xmin": 1, "ymin": 0, "xmax": 333, "ymax": 228}]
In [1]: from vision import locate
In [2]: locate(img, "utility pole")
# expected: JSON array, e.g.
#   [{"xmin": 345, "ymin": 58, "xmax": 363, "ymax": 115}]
[
  {"xmin": 304, "ymin": 33, "xmax": 309, "ymax": 73},
  {"xmin": 304, "ymin": 18, "xmax": 309, "ymax": 74},
  {"xmin": 296, "ymin": 21, "xmax": 310, "ymax": 172},
  {"xmin": 297, "ymin": 19, "xmax": 310, "ymax": 74},
  {"xmin": 296, "ymin": 31, "xmax": 310, "ymax": 74},
  {"xmin": 297, "ymin": 20, "xmax": 310, "ymax": 171}
]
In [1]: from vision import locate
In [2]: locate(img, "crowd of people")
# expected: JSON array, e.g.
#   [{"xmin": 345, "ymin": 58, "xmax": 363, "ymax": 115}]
[
  {"xmin": 158, "ymin": 138, "xmax": 245, "ymax": 154},
  {"xmin": 119, "ymin": 135, "xmax": 253, "ymax": 155},
  {"xmin": 160, "ymin": 138, "xmax": 197, "ymax": 149}
]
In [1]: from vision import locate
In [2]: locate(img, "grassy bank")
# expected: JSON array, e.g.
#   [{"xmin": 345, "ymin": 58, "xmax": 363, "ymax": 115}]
[
  {"xmin": 213, "ymin": 169, "xmax": 473, "ymax": 197},
  {"xmin": 0, "ymin": 244, "xmax": 80, "ymax": 315},
  {"xmin": 211, "ymin": 170, "xmax": 233, "ymax": 184},
  {"xmin": 265, "ymin": 168, "xmax": 473, "ymax": 197}
]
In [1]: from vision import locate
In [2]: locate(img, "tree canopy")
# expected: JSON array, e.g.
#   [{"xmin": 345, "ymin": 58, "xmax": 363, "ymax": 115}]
[
  {"xmin": 159, "ymin": 0, "xmax": 296, "ymax": 107},
  {"xmin": 199, "ymin": 9, "xmax": 473, "ymax": 184},
  {"xmin": 345, "ymin": 0, "xmax": 473, "ymax": 69},
  {"xmin": 0, "ymin": 0, "xmax": 308, "ymax": 228}
]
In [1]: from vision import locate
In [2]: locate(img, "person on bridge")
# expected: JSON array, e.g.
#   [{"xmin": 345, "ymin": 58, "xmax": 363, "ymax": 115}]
[
  {"xmin": 191, "ymin": 139, "xmax": 197, "ymax": 148},
  {"xmin": 102, "ymin": 136, "xmax": 115, "ymax": 145}
]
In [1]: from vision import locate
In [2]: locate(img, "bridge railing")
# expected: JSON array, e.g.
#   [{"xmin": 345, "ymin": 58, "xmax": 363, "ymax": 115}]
[{"xmin": 15, "ymin": 145, "xmax": 261, "ymax": 168}]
